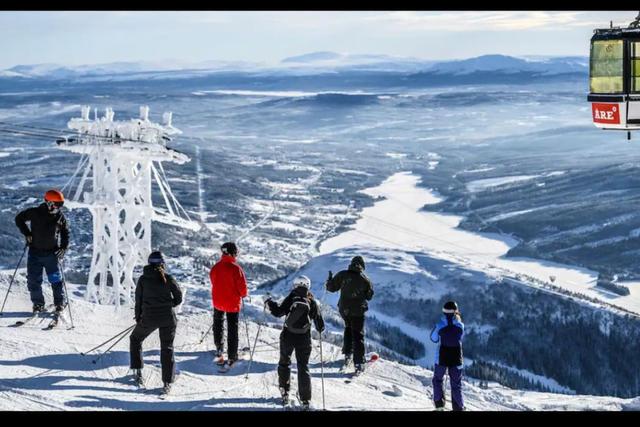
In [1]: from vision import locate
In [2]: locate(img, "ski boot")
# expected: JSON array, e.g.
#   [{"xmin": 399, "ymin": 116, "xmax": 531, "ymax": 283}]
[
  {"xmin": 161, "ymin": 383, "xmax": 171, "ymax": 396},
  {"xmin": 280, "ymin": 387, "xmax": 290, "ymax": 406},
  {"xmin": 55, "ymin": 303, "xmax": 66, "ymax": 313},
  {"xmin": 132, "ymin": 369, "xmax": 144, "ymax": 387},
  {"xmin": 342, "ymin": 353, "xmax": 353, "ymax": 371},
  {"xmin": 354, "ymin": 363, "xmax": 365, "ymax": 376},
  {"xmin": 452, "ymin": 402, "xmax": 465, "ymax": 411},
  {"xmin": 32, "ymin": 304, "xmax": 45, "ymax": 314},
  {"xmin": 301, "ymin": 400, "xmax": 311, "ymax": 411},
  {"xmin": 214, "ymin": 349, "xmax": 225, "ymax": 366}
]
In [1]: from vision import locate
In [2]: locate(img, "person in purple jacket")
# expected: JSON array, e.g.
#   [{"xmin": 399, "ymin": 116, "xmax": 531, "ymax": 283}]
[{"xmin": 430, "ymin": 300, "xmax": 465, "ymax": 411}]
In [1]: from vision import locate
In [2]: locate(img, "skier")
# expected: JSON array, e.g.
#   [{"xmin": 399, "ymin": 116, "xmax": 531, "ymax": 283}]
[
  {"xmin": 14, "ymin": 189, "xmax": 70, "ymax": 314},
  {"xmin": 209, "ymin": 242, "xmax": 248, "ymax": 369},
  {"xmin": 430, "ymin": 300, "xmax": 465, "ymax": 411},
  {"xmin": 326, "ymin": 255, "xmax": 374, "ymax": 375},
  {"xmin": 266, "ymin": 275, "xmax": 325, "ymax": 409},
  {"xmin": 130, "ymin": 251, "xmax": 183, "ymax": 395}
]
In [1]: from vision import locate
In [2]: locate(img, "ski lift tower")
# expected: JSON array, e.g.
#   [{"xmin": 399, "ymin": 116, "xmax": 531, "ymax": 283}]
[{"xmin": 57, "ymin": 106, "xmax": 200, "ymax": 308}]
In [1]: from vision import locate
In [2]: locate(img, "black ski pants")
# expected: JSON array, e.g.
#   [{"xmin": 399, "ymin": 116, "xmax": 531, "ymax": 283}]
[
  {"xmin": 130, "ymin": 318, "xmax": 177, "ymax": 384},
  {"xmin": 213, "ymin": 308, "xmax": 239, "ymax": 360},
  {"xmin": 342, "ymin": 314, "xmax": 366, "ymax": 364},
  {"xmin": 278, "ymin": 329, "xmax": 313, "ymax": 401}
]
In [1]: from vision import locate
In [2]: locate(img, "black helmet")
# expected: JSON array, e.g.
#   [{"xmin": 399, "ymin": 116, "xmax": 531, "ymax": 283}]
[
  {"xmin": 148, "ymin": 251, "xmax": 165, "ymax": 265},
  {"xmin": 350, "ymin": 256, "xmax": 365, "ymax": 270},
  {"xmin": 221, "ymin": 242, "xmax": 238, "ymax": 256},
  {"xmin": 443, "ymin": 301, "xmax": 458, "ymax": 314}
]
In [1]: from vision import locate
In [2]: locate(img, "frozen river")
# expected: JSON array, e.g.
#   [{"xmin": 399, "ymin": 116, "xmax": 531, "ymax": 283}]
[{"xmin": 320, "ymin": 172, "xmax": 640, "ymax": 314}]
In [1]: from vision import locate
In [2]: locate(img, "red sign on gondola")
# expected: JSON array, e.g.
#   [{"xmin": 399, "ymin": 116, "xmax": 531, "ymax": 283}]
[{"xmin": 592, "ymin": 103, "xmax": 621, "ymax": 124}]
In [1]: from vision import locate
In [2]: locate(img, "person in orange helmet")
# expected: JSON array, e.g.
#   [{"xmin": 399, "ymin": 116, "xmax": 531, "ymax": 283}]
[{"xmin": 15, "ymin": 189, "xmax": 70, "ymax": 314}]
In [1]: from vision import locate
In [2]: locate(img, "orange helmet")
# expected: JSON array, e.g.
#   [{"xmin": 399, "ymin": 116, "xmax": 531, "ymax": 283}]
[{"xmin": 44, "ymin": 189, "xmax": 65, "ymax": 203}]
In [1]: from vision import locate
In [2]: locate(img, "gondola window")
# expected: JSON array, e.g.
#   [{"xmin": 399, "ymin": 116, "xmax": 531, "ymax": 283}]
[
  {"xmin": 590, "ymin": 40, "xmax": 624, "ymax": 93},
  {"xmin": 633, "ymin": 42, "xmax": 640, "ymax": 93}
]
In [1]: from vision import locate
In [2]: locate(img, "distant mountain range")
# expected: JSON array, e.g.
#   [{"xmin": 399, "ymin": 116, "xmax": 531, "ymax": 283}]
[{"xmin": 0, "ymin": 52, "xmax": 588, "ymax": 81}]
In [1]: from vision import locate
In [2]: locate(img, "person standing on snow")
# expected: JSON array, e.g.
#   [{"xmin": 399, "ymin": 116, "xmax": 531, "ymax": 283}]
[
  {"xmin": 266, "ymin": 275, "xmax": 325, "ymax": 408},
  {"xmin": 209, "ymin": 242, "xmax": 248, "ymax": 368},
  {"xmin": 430, "ymin": 300, "xmax": 465, "ymax": 411},
  {"xmin": 130, "ymin": 251, "xmax": 183, "ymax": 394},
  {"xmin": 15, "ymin": 189, "xmax": 70, "ymax": 314},
  {"xmin": 326, "ymin": 255, "xmax": 374, "ymax": 374}
]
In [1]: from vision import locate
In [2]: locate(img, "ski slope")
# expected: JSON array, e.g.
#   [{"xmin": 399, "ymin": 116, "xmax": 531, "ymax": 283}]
[{"xmin": 1, "ymin": 271, "xmax": 638, "ymax": 411}]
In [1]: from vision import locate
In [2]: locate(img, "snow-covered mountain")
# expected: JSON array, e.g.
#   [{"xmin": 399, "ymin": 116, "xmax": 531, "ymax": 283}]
[
  {"xmin": 1, "ymin": 270, "xmax": 638, "ymax": 411},
  {"xmin": 427, "ymin": 54, "xmax": 588, "ymax": 75},
  {"xmin": 0, "ymin": 53, "xmax": 587, "ymax": 81}
]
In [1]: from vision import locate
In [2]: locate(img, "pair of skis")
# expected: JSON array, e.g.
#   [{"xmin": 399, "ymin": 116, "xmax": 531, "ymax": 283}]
[
  {"xmin": 12, "ymin": 305, "xmax": 62, "ymax": 329},
  {"xmin": 133, "ymin": 371, "xmax": 174, "ymax": 399},
  {"xmin": 215, "ymin": 346, "xmax": 250, "ymax": 373},
  {"xmin": 343, "ymin": 352, "xmax": 379, "ymax": 383},
  {"xmin": 280, "ymin": 389, "xmax": 311, "ymax": 411}
]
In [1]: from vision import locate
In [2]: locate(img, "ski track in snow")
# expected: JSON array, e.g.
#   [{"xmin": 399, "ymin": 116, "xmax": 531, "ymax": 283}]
[{"xmin": 0, "ymin": 272, "xmax": 634, "ymax": 411}]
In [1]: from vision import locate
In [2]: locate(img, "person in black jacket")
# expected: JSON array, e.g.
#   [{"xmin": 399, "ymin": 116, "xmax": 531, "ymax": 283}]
[
  {"xmin": 15, "ymin": 190, "xmax": 70, "ymax": 313},
  {"xmin": 129, "ymin": 251, "xmax": 183, "ymax": 394},
  {"xmin": 326, "ymin": 255, "xmax": 374, "ymax": 374},
  {"xmin": 266, "ymin": 275, "xmax": 325, "ymax": 408}
]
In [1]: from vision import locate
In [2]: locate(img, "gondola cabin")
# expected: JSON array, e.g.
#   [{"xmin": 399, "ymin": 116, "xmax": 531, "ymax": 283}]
[{"xmin": 588, "ymin": 16, "xmax": 640, "ymax": 135}]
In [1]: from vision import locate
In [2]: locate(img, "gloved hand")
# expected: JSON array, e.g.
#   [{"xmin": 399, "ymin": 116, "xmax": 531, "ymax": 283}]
[
  {"xmin": 265, "ymin": 298, "xmax": 276, "ymax": 313},
  {"xmin": 25, "ymin": 235, "xmax": 33, "ymax": 246},
  {"xmin": 55, "ymin": 248, "xmax": 66, "ymax": 261},
  {"xmin": 134, "ymin": 315, "xmax": 141, "ymax": 323}
]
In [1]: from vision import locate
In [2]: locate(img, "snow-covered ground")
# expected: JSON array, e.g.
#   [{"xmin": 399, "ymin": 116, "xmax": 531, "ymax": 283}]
[
  {"xmin": 319, "ymin": 172, "xmax": 640, "ymax": 315},
  {"xmin": 1, "ymin": 271, "xmax": 637, "ymax": 411}
]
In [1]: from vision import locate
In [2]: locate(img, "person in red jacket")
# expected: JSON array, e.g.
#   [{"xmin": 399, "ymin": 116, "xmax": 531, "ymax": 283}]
[{"xmin": 209, "ymin": 242, "xmax": 248, "ymax": 367}]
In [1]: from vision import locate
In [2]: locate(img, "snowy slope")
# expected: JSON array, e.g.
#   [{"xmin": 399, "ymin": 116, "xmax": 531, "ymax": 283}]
[{"xmin": 0, "ymin": 271, "xmax": 637, "ymax": 411}]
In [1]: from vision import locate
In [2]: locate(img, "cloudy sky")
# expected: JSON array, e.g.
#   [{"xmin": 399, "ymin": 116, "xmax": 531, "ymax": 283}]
[{"xmin": 0, "ymin": 11, "xmax": 638, "ymax": 68}]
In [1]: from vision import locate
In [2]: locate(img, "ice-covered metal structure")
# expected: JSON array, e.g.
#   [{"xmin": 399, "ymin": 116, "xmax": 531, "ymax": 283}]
[{"xmin": 58, "ymin": 106, "xmax": 200, "ymax": 307}]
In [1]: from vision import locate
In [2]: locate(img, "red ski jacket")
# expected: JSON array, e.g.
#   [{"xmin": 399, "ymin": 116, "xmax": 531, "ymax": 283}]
[{"xmin": 210, "ymin": 254, "xmax": 248, "ymax": 313}]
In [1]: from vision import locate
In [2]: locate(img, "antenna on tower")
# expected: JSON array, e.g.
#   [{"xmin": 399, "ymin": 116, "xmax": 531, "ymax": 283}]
[
  {"xmin": 629, "ymin": 11, "xmax": 640, "ymax": 28},
  {"xmin": 58, "ymin": 105, "xmax": 199, "ymax": 308}
]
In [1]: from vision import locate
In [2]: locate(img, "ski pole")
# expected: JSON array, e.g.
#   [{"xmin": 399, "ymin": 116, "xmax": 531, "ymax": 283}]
[
  {"xmin": 60, "ymin": 258, "xmax": 74, "ymax": 329},
  {"xmin": 245, "ymin": 298, "xmax": 268, "ymax": 380},
  {"xmin": 91, "ymin": 324, "xmax": 137, "ymax": 364},
  {"xmin": 319, "ymin": 330, "xmax": 326, "ymax": 411},
  {"xmin": 0, "ymin": 244, "xmax": 28, "ymax": 316},
  {"xmin": 198, "ymin": 320, "xmax": 214, "ymax": 345},
  {"xmin": 81, "ymin": 324, "xmax": 136, "ymax": 356},
  {"xmin": 242, "ymin": 298, "xmax": 251, "ymax": 350}
]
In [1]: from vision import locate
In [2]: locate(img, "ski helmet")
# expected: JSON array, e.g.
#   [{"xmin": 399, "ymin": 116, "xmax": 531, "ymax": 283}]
[
  {"xmin": 221, "ymin": 242, "xmax": 238, "ymax": 256},
  {"xmin": 44, "ymin": 189, "xmax": 64, "ymax": 213},
  {"xmin": 44, "ymin": 189, "xmax": 64, "ymax": 203},
  {"xmin": 292, "ymin": 275, "xmax": 311, "ymax": 290},
  {"xmin": 350, "ymin": 256, "xmax": 365, "ymax": 270},
  {"xmin": 443, "ymin": 301, "xmax": 458, "ymax": 314},
  {"xmin": 148, "ymin": 251, "xmax": 165, "ymax": 265}
]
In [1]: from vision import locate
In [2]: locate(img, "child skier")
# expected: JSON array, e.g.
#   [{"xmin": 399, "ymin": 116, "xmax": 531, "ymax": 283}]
[
  {"xmin": 430, "ymin": 300, "xmax": 465, "ymax": 411},
  {"xmin": 266, "ymin": 275, "xmax": 325, "ymax": 409},
  {"xmin": 129, "ymin": 251, "xmax": 183, "ymax": 395}
]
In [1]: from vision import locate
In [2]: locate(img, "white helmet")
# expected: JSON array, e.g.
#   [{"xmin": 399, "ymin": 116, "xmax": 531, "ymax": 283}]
[{"xmin": 292, "ymin": 275, "xmax": 311, "ymax": 290}]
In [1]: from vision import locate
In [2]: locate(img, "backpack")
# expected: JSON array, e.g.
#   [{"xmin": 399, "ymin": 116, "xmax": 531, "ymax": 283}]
[{"xmin": 284, "ymin": 295, "xmax": 312, "ymax": 334}]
